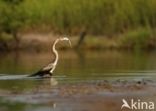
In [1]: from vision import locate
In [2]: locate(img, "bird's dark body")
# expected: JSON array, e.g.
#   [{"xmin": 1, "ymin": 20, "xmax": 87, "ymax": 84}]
[
  {"xmin": 29, "ymin": 69, "xmax": 52, "ymax": 77},
  {"xmin": 28, "ymin": 61, "xmax": 55, "ymax": 78}
]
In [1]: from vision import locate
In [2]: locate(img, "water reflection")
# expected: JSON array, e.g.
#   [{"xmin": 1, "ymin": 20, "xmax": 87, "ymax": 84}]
[
  {"xmin": 0, "ymin": 50, "xmax": 156, "ymax": 92},
  {"xmin": 50, "ymin": 78, "xmax": 58, "ymax": 86},
  {"xmin": 0, "ymin": 50, "xmax": 156, "ymax": 111},
  {"xmin": 0, "ymin": 50, "xmax": 156, "ymax": 76},
  {"xmin": 0, "ymin": 99, "xmax": 57, "ymax": 111}
]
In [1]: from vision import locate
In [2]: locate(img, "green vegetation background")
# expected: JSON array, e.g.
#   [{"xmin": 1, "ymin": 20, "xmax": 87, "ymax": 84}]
[{"xmin": 0, "ymin": 0, "xmax": 156, "ymax": 50}]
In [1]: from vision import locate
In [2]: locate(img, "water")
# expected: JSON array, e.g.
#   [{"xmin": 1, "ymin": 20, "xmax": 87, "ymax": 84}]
[
  {"xmin": 0, "ymin": 50, "xmax": 156, "ymax": 111},
  {"xmin": 1, "ymin": 50, "xmax": 156, "ymax": 75}
]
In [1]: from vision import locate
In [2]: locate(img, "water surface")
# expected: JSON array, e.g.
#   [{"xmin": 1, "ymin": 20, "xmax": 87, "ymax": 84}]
[{"xmin": 0, "ymin": 50, "xmax": 156, "ymax": 111}]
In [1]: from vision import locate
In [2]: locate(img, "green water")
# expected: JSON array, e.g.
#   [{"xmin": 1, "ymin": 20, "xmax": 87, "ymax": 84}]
[
  {"xmin": 0, "ymin": 50, "xmax": 156, "ymax": 111},
  {"xmin": 0, "ymin": 50, "xmax": 156, "ymax": 84},
  {"xmin": 0, "ymin": 50, "xmax": 155, "ymax": 90},
  {"xmin": 0, "ymin": 50, "xmax": 156, "ymax": 76}
]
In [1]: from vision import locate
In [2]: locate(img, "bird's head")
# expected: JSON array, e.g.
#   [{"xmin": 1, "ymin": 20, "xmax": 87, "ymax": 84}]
[{"xmin": 59, "ymin": 37, "xmax": 72, "ymax": 47}]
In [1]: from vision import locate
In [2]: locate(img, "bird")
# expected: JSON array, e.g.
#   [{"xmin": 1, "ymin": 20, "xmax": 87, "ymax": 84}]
[{"xmin": 28, "ymin": 37, "xmax": 71, "ymax": 78}]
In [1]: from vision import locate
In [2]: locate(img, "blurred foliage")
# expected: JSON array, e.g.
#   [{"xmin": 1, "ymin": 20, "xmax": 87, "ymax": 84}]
[
  {"xmin": 0, "ymin": 0, "xmax": 156, "ymax": 50},
  {"xmin": 0, "ymin": 0, "xmax": 156, "ymax": 35},
  {"xmin": 0, "ymin": 0, "xmax": 155, "ymax": 35},
  {"xmin": 0, "ymin": 0, "xmax": 28, "ymax": 50},
  {"xmin": 120, "ymin": 27, "xmax": 152, "ymax": 50},
  {"xmin": 28, "ymin": 0, "xmax": 156, "ymax": 35},
  {"xmin": 0, "ymin": 0, "xmax": 26, "ymax": 33}
]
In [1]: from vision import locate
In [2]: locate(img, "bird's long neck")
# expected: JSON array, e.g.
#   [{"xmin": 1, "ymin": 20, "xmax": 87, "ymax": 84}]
[{"xmin": 52, "ymin": 39, "xmax": 59, "ymax": 66}]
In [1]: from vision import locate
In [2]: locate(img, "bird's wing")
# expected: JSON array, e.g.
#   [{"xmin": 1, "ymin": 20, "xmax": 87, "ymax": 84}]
[
  {"xmin": 29, "ymin": 62, "xmax": 55, "ymax": 77},
  {"xmin": 42, "ymin": 62, "xmax": 54, "ymax": 71}
]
